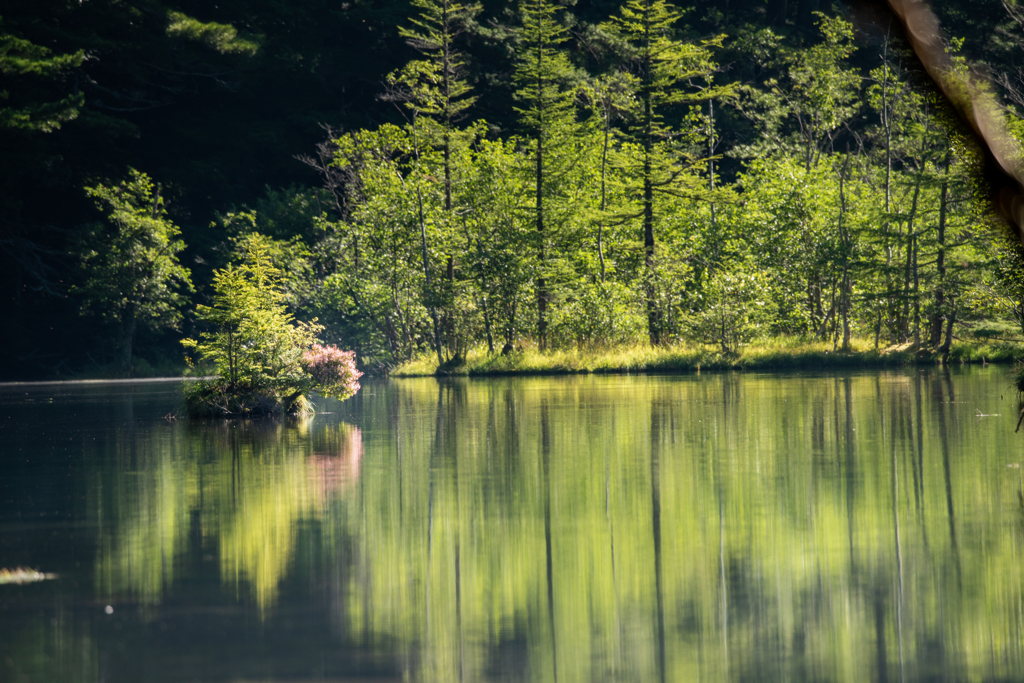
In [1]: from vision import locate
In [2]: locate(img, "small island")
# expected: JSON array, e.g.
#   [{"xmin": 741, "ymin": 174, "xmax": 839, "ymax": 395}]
[{"xmin": 182, "ymin": 236, "xmax": 361, "ymax": 417}]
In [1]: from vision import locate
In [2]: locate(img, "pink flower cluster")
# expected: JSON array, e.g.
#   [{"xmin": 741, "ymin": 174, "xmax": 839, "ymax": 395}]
[{"xmin": 302, "ymin": 344, "xmax": 363, "ymax": 399}]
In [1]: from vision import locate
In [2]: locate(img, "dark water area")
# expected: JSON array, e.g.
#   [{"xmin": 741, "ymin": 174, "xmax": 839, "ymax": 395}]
[{"xmin": 1, "ymin": 369, "xmax": 1023, "ymax": 682}]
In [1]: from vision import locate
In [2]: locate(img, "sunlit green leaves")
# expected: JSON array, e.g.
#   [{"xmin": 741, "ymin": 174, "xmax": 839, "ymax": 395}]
[
  {"xmin": 182, "ymin": 234, "xmax": 321, "ymax": 397},
  {"xmin": 165, "ymin": 11, "xmax": 260, "ymax": 56},
  {"xmin": 735, "ymin": 14, "xmax": 860, "ymax": 168},
  {"xmin": 0, "ymin": 18, "xmax": 84, "ymax": 132},
  {"xmin": 74, "ymin": 169, "xmax": 192, "ymax": 372}
]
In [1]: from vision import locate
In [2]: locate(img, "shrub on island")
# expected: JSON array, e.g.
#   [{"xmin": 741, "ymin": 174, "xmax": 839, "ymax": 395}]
[{"xmin": 182, "ymin": 235, "xmax": 361, "ymax": 417}]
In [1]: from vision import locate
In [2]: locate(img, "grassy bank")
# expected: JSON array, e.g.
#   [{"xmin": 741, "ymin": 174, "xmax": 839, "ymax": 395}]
[{"xmin": 392, "ymin": 337, "xmax": 1024, "ymax": 377}]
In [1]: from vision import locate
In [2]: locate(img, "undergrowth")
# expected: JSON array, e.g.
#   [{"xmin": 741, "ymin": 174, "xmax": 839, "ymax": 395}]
[{"xmin": 392, "ymin": 337, "xmax": 1024, "ymax": 377}]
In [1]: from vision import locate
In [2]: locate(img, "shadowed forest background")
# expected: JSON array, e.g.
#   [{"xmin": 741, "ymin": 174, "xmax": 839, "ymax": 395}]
[{"xmin": 5, "ymin": 0, "xmax": 1024, "ymax": 379}]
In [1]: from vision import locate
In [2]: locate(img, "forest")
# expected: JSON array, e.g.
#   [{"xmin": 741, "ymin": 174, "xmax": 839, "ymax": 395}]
[{"xmin": 4, "ymin": 0, "xmax": 1024, "ymax": 378}]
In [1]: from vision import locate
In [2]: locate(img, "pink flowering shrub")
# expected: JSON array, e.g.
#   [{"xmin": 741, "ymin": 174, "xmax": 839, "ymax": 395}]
[{"xmin": 302, "ymin": 344, "xmax": 362, "ymax": 400}]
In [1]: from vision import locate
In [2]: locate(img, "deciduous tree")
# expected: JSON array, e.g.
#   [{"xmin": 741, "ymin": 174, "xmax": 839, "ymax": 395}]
[{"xmin": 74, "ymin": 169, "xmax": 192, "ymax": 374}]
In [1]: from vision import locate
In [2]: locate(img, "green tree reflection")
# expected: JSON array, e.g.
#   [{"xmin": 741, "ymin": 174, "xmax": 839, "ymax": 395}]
[
  {"xmin": 335, "ymin": 372, "xmax": 1024, "ymax": 682},
  {"xmin": 92, "ymin": 419, "xmax": 363, "ymax": 614},
  {"xmin": 71, "ymin": 371, "xmax": 1024, "ymax": 682}
]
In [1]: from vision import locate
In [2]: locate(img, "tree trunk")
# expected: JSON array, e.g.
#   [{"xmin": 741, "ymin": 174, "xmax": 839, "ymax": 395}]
[
  {"xmin": 120, "ymin": 310, "xmax": 136, "ymax": 376},
  {"xmin": 912, "ymin": 233, "xmax": 920, "ymax": 347},
  {"xmin": 598, "ymin": 105, "xmax": 609, "ymax": 284},
  {"xmin": 709, "ymin": 99, "xmax": 717, "ymax": 234},
  {"xmin": 840, "ymin": 272, "xmax": 851, "ymax": 352},
  {"xmin": 930, "ymin": 154, "xmax": 950, "ymax": 347},
  {"xmin": 939, "ymin": 299, "xmax": 956, "ymax": 361},
  {"xmin": 446, "ymin": 255, "xmax": 457, "ymax": 359},
  {"xmin": 642, "ymin": 56, "xmax": 658, "ymax": 346},
  {"xmin": 536, "ymin": 132, "xmax": 548, "ymax": 350},
  {"xmin": 482, "ymin": 296, "xmax": 495, "ymax": 354},
  {"xmin": 415, "ymin": 176, "xmax": 444, "ymax": 367},
  {"xmin": 504, "ymin": 297, "xmax": 518, "ymax": 355},
  {"xmin": 839, "ymin": 155, "xmax": 851, "ymax": 352},
  {"xmin": 282, "ymin": 389, "xmax": 305, "ymax": 414},
  {"xmin": 901, "ymin": 174, "xmax": 922, "ymax": 343},
  {"xmin": 644, "ymin": 168, "xmax": 658, "ymax": 345},
  {"xmin": 534, "ymin": 24, "xmax": 548, "ymax": 351}
]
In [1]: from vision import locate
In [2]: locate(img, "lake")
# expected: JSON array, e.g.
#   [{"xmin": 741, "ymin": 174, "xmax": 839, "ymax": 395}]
[{"xmin": 1, "ymin": 368, "xmax": 1023, "ymax": 682}]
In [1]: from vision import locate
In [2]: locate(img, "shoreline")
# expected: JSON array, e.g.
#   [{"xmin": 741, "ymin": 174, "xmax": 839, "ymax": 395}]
[
  {"xmin": 3, "ymin": 342, "xmax": 1020, "ymax": 384},
  {"xmin": 0, "ymin": 376, "xmax": 210, "ymax": 388},
  {"xmin": 392, "ymin": 340, "xmax": 1024, "ymax": 378}
]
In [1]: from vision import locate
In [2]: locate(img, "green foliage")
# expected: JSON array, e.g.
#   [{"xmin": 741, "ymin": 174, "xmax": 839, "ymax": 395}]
[
  {"xmin": 393, "ymin": 0, "xmax": 479, "ymax": 126},
  {"xmin": 512, "ymin": 0, "xmax": 577, "ymax": 137},
  {"xmin": 459, "ymin": 137, "xmax": 535, "ymax": 352},
  {"xmin": 317, "ymin": 124, "xmax": 436, "ymax": 366},
  {"xmin": 601, "ymin": 0, "xmax": 728, "ymax": 344},
  {"xmin": 687, "ymin": 263, "xmax": 774, "ymax": 352},
  {"xmin": 220, "ymin": 186, "xmax": 334, "ymax": 245},
  {"xmin": 603, "ymin": 0, "xmax": 726, "ymax": 141},
  {"xmin": 5, "ymin": 0, "xmax": 1024, "ymax": 379},
  {"xmin": 221, "ymin": 219, "xmax": 315, "ymax": 307},
  {"xmin": 74, "ymin": 169, "xmax": 192, "ymax": 374},
  {"xmin": 548, "ymin": 281, "xmax": 645, "ymax": 348},
  {"xmin": 511, "ymin": 0, "xmax": 584, "ymax": 347},
  {"xmin": 0, "ymin": 17, "xmax": 84, "ymax": 132},
  {"xmin": 165, "ymin": 12, "xmax": 260, "ymax": 56},
  {"xmin": 737, "ymin": 155, "xmax": 845, "ymax": 336},
  {"xmin": 735, "ymin": 14, "xmax": 860, "ymax": 167},
  {"xmin": 385, "ymin": 0, "xmax": 483, "ymax": 363},
  {"xmin": 986, "ymin": 230, "xmax": 1024, "ymax": 335},
  {"xmin": 295, "ymin": 4, "xmax": 1016, "ymax": 376},
  {"xmin": 181, "ymin": 234, "xmax": 329, "ymax": 416}
]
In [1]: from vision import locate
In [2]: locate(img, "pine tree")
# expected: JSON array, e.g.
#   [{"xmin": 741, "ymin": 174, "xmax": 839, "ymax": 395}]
[
  {"xmin": 388, "ymin": 0, "xmax": 481, "ymax": 362},
  {"xmin": 0, "ymin": 19, "xmax": 83, "ymax": 132},
  {"xmin": 399, "ymin": 0, "xmax": 480, "ymax": 210},
  {"xmin": 604, "ymin": 0, "xmax": 726, "ymax": 344},
  {"xmin": 513, "ymin": 0, "xmax": 577, "ymax": 349}
]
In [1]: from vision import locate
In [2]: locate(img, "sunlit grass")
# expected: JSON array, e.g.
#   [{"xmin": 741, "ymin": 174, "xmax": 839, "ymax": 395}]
[
  {"xmin": 948, "ymin": 341, "xmax": 1023, "ymax": 364},
  {"xmin": 392, "ymin": 336, "xmax": 1024, "ymax": 376}
]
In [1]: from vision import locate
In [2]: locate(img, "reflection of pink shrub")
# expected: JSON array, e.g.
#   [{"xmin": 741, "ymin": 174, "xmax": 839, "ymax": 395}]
[
  {"xmin": 308, "ymin": 426, "xmax": 364, "ymax": 503},
  {"xmin": 302, "ymin": 344, "xmax": 363, "ymax": 400}
]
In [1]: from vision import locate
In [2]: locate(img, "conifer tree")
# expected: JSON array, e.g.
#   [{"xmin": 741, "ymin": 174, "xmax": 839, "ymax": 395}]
[
  {"xmin": 604, "ymin": 0, "xmax": 726, "ymax": 344},
  {"xmin": 0, "ymin": 19, "xmax": 83, "ymax": 132},
  {"xmin": 399, "ymin": 0, "xmax": 480, "ymax": 212},
  {"xmin": 580, "ymin": 72, "xmax": 637, "ymax": 284},
  {"xmin": 513, "ymin": 0, "xmax": 577, "ymax": 349},
  {"xmin": 388, "ymin": 0, "xmax": 480, "ymax": 362}
]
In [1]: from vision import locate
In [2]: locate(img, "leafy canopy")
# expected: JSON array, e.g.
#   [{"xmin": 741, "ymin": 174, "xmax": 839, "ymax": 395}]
[
  {"xmin": 183, "ymin": 234, "xmax": 319, "ymax": 394},
  {"xmin": 75, "ymin": 169, "xmax": 193, "ymax": 332}
]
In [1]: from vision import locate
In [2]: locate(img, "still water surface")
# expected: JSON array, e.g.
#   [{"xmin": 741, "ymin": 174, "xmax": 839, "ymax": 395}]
[{"xmin": 1, "ymin": 369, "xmax": 1023, "ymax": 682}]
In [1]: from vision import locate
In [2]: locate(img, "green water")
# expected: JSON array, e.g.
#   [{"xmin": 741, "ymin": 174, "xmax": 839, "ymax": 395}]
[{"xmin": 1, "ymin": 369, "xmax": 1023, "ymax": 682}]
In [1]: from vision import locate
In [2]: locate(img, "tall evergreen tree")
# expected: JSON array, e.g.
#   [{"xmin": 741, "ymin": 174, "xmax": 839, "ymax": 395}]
[
  {"xmin": 0, "ymin": 19, "xmax": 83, "ymax": 133},
  {"xmin": 512, "ymin": 0, "xmax": 577, "ymax": 349},
  {"xmin": 389, "ymin": 0, "xmax": 481, "ymax": 362},
  {"xmin": 399, "ymin": 0, "xmax": 480, "ymax": 213},
  {"xmin": 604, "ymin": 0, "xmax": 726, "ymax": 344}
]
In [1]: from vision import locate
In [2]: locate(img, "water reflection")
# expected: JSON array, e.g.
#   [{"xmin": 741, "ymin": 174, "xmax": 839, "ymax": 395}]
[
  {"xmin": 92, "ymin": 419, "xmax": 364, "ymax": 613},
  {"xmin": 1, "ymin": 369, "xmax": 1024, "ymax": 682}
]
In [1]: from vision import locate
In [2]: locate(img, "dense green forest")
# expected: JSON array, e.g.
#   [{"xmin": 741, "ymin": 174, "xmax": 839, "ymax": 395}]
[{"xmin": 3, "ymin": 0, "xmax": 1024, "ymax": 378}]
